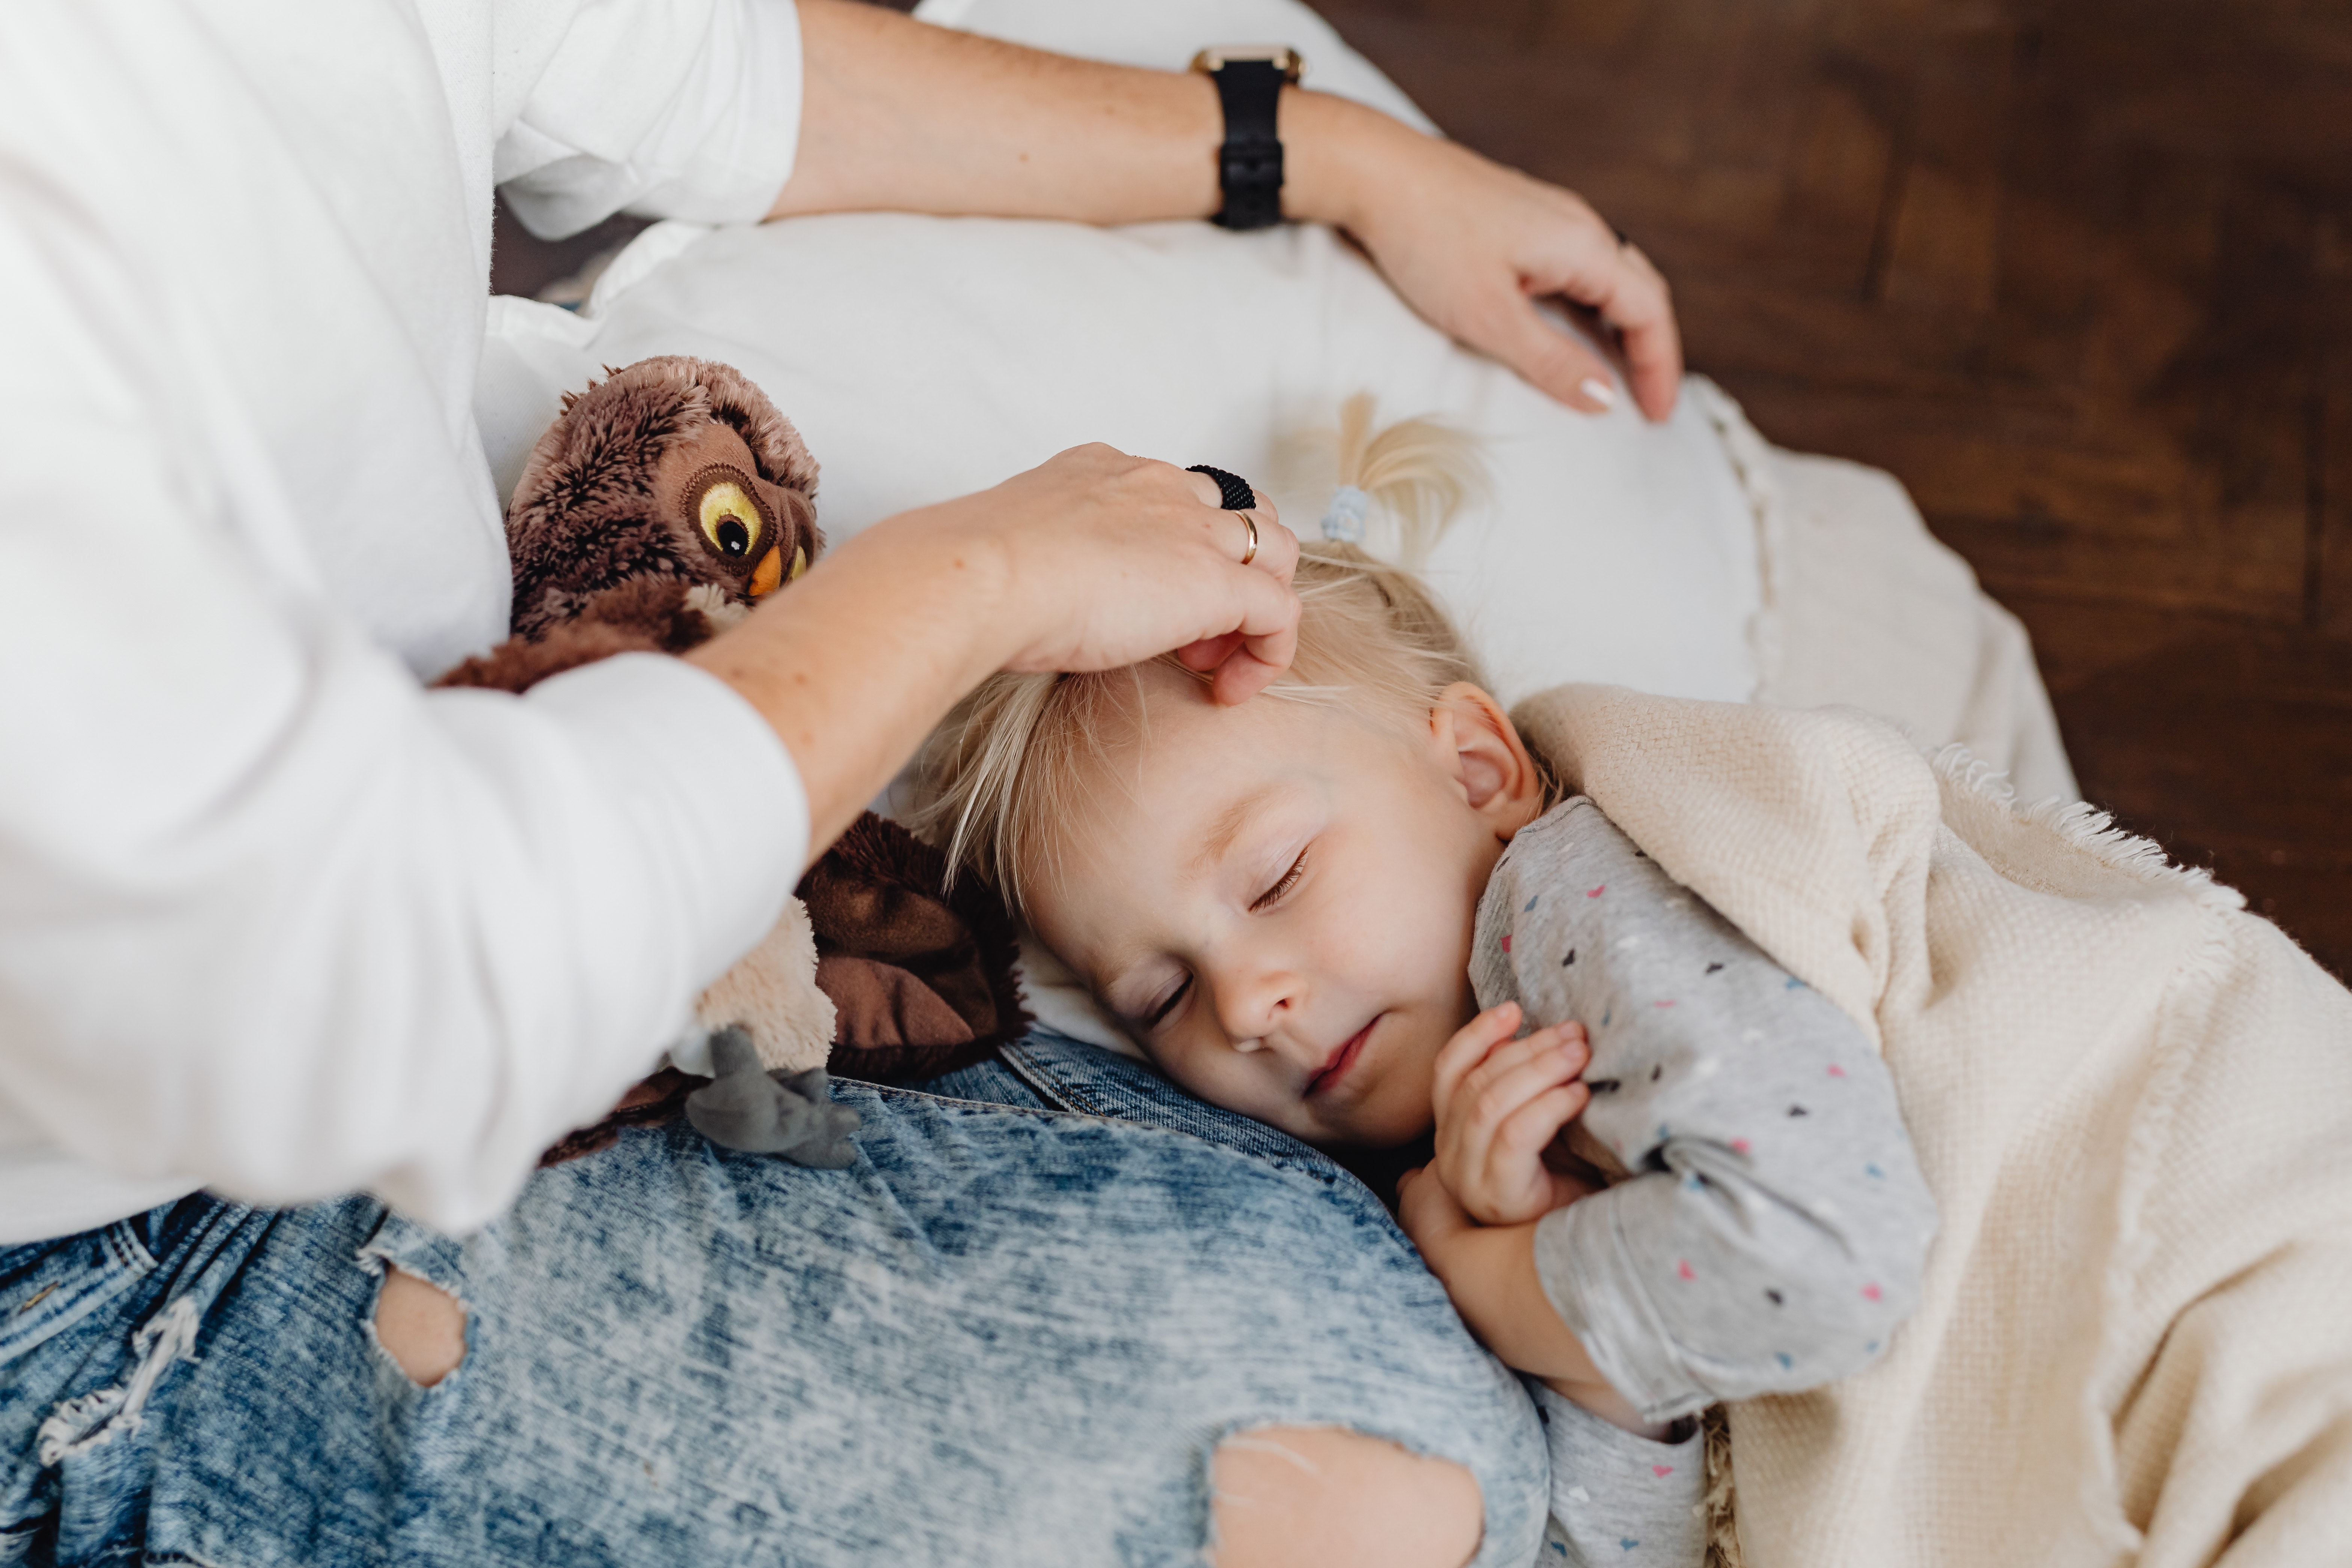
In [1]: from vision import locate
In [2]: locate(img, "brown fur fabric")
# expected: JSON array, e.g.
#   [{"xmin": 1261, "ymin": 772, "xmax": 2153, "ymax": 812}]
[
  {"xmin": 438, "ymin": 581, "xmax": 715, "ymax": 691},
  {"xmin": 537, "ymin": 1068, "xmax": 700, "ymax": 1168},
  {"xmin": 505, "ymin": 356, "xmax": 821, "ymax": 642},
  {"xmin": 801, "ymin": 813, "xmax": 1031, "ymax": 1084},
  {"xmin": 539, "ymin": 809, "xmax": 1030, "ymax": 1167}
]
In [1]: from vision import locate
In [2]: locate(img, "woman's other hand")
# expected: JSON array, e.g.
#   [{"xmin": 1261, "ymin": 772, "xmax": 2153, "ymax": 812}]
[
  {"xmin": 912, "ymin": 442, "xmax": 1301, "ymax": 705},
  {"xmin": 1429, "ymin": 1002, "xmax": 1595, "ymax": 1226},
  {"xmin": 1288, "ymin": 96, "xmax": 1681, "ymax": 422}
]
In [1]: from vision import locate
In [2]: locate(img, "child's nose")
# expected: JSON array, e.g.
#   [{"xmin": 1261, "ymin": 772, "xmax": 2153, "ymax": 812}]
[{"xmin": 1211, "ymin": 955, "xmax": 1303, "ymax": 1052}]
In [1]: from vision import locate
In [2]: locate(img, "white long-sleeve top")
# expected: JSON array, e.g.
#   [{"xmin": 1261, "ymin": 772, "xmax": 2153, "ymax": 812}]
[{"xmin": 0, "ymin": 0, "xmax": 810, "ymax": 1244}]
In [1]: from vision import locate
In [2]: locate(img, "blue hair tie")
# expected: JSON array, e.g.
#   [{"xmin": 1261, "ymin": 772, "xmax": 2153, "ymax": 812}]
[{"xmin": 1320, "ymin": 485, "xmax": 1371, "ymax": 542}]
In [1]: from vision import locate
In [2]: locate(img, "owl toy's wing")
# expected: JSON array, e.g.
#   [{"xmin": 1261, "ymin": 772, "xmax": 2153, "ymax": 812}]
[{"xmin": 683, "ymin": 1026, "xmax": 861, "ymax": 1167}]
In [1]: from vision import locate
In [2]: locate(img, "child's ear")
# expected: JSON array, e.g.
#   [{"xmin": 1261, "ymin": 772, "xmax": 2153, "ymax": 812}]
[{"xmin": 1426, "ymin": 683, "xmax": 1544, "ymax": 839}]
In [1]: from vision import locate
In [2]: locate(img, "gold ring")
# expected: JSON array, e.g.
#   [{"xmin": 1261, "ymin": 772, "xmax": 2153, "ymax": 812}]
[{"xmin": 1239, "ymin": 512, "xmax": 1260, "ymax": 567}]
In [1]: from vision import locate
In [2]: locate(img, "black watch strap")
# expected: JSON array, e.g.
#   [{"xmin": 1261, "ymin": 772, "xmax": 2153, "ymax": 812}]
[{"xmin": 1203, "ymin": 59, "xmax": 1289, "ymax": 231}]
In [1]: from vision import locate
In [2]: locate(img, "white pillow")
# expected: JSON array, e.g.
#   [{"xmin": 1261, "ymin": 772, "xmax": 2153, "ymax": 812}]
[{"xmin": 574, "ymin": 212, "xmax": 1766, "ymax": 706}]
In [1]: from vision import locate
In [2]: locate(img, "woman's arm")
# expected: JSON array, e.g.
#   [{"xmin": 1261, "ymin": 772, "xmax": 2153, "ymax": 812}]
[{"xmin": 772, "ymin": 0, "xmax": 1681, "ymax": 420}]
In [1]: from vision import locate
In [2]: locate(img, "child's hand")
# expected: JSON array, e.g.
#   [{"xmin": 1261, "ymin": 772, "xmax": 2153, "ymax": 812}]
[{"xmin": 1431, "ymin": 1002, "xmax": 1593, "ymax": 1226}]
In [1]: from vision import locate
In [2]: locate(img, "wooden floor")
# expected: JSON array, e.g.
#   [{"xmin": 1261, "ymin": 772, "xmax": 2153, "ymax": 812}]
[
  {"xmin": 497, "ymin": 0, "xmax": 2351, "ymax": 979},
  {"xmin": 1302, "ymin": 0, "xmax": 2352, "ymax": 979}
]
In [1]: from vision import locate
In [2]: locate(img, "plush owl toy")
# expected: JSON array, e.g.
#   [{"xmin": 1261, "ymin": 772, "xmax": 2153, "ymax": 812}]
[{"xmin": 440, "ymin": 356, "xmax": 1027, "ymax": 1167}]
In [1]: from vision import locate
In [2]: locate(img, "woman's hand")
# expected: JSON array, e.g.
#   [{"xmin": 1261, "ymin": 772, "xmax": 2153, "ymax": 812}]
[
  {"xmin": 1430, "ymin": 1002, "xmax": 1595, "ymax": 1226},
  {"xmin": 1288, "ymin": 95, "xmax": 1682, "ymax": 422},
  {"xmin": 913, "ymin": 444, "xmax": 1301, "ymax": 706},
  {"xmin": 690, "ymin": 443, "xmax": 1300, "ymax": 857}
]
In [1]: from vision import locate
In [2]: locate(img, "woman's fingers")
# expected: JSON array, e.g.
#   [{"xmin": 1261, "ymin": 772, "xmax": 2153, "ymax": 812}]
[
  {"xmin": 1602, "ymin": 241, "xmax": 1682, "ymax": 422},
  {"xmin": 1172, "ymin": 478, "xmax": 1299, "ymax": 704},
  {"xmin": 1543, "ymin": 236, "xmax": 1680, "ymax": 423},
  {"xmin": 1343, "ymin": 125, "xmax": 1684, "ymax": 423},
  {"xmin": 988, "ymin": 448, "xmax": 1303, "ymax": 686},
  {"xmin": 1475, "ymin": 287, "xmax": 1616, "ymax": 414},
  {"xmin": 1485, "ymin": 219, "xmax": 1680, "ymax": 421}
]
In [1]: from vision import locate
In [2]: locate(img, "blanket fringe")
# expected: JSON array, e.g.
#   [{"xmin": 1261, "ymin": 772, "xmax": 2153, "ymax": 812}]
[
  {"xmin": 1926, "ymin": 742, "xmax": 2246, "ymax": 917},
  {"xmin": 1702, "ymin": 1404, "xmax": 1744, "ymax": 1568}
]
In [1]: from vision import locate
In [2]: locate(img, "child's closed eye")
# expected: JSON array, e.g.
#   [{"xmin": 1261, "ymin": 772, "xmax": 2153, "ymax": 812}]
[
  {"xmin": 1250, "ymin": 847, "xmax": 1310, "ymax": 913},
  {"xmin": 1144, "ymin": 975, "xmax": 1192, "ymax": 1030}
]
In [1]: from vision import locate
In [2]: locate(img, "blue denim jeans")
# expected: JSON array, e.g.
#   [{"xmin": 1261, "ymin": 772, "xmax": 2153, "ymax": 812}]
[{"xmin": 2, "ymin": 1034, "xmax": 1546, "ymax": 1566}]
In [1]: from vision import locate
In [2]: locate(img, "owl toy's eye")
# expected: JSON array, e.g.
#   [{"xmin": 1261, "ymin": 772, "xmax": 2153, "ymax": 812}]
[{"xmin": 687, "ymin": 469, "xmax": 767, "ymax": 561}]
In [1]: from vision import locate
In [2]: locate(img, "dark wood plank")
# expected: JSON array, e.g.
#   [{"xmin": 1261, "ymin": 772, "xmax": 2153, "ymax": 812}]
[
  {"xmin": 2319, "ymin": 290, "xmax": 2352, "ymax": 634},
  {"xmin": 2002, "ymin": 592, "xmax": 2352, "ymax": 981}
]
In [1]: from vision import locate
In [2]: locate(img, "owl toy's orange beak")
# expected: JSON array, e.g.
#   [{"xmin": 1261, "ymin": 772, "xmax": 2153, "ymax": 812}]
[
  {"xmin": 749, "ymin": 544, "xmax": 784, "ymax": 598},
  {"xmin": 749, "ymin": 543, "xmax": 809, "ymax": 599}
]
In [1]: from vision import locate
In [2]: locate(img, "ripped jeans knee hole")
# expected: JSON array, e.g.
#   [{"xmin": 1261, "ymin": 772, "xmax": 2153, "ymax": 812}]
[{"xmin": 371, "ymin": 1266, "xmax": 466, "ymax": 1389}]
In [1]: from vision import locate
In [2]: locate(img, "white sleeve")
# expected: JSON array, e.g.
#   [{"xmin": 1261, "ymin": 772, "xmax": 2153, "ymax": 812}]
[
  {"xmin": 493, "ymin": 0, "xmax": 806, "ymax": 239},
  {"xmin": 0, "ymin": 165, "xmax": 806, "ymax": 1234}
]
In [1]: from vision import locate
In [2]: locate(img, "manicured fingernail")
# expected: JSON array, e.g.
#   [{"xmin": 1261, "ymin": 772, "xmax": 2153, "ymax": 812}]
[{"xmin": 1580, "ymin": 377, "xmax": 1617, "ymax": 409}]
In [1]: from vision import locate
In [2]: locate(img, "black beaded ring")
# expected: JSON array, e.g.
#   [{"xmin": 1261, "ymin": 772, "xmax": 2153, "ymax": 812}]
[{"xmin": 1186, "ymin": 465, "xmax": 1257, "ymax": 512}]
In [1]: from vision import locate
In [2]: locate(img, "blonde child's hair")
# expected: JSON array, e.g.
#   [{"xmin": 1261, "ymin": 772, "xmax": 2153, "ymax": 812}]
[{"xmin": 918, "ymin": 395, "xmax": 1492, "ymax": 915}]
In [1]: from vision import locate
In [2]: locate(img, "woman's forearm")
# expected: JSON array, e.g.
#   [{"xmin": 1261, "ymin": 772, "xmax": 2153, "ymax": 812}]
[
  {"xmin": 772, "ymin": 0, "xmax": 1391, "ymax": 232},
  {"xmin": 685, "ymin": 505, "xmax": 1015, "ymax": 863}
]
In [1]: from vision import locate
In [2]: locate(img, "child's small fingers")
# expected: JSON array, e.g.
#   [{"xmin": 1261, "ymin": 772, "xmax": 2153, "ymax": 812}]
[
  {"xmin": 1459, "ymin": 1030, "xmax": 1586, "ymax": 1117},
  {"xmin": 1493, "ymin": 1085, "xmax": 1587, "ymax": 1157},
  {"xmin": 1461, "ymin": 1024, "xmax": 1575, "ymax": 1087},
  {"xmin": 1468, "ymin": 1051, "xmax": 1584, "ymax": 1132},
  {"xmin": 1432, "ymin": 1003, "xmax": 1521, "ymax": 1109}
]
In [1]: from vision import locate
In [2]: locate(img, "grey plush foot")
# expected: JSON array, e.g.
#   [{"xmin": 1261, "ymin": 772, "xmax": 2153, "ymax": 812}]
[{"xmin": 685, "ymin": 1026, "xmax": 861, "ymax": 1168}]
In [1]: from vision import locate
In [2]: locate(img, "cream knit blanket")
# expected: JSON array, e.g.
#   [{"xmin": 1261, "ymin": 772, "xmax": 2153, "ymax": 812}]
[{"xmin": 1512, "ymin": 685, "xmax": 2352, "ymax": 1566}]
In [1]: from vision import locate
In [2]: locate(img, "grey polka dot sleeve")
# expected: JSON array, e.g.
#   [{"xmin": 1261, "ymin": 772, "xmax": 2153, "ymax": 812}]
[{"xmin": 1471, "ymin": 799, "xmax": 1939, "ymax": 1424}]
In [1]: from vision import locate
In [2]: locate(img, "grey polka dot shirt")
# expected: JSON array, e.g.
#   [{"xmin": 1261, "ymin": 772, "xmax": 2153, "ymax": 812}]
[{"xmin": 1473, "ymin": 798, "xmax": 1939, "ymax": 1424}]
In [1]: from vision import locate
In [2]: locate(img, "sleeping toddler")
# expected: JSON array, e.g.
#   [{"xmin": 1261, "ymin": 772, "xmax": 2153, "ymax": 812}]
[{"xmin": 920, "ymin": 405, "xmax": 1939, "ymax": 1566}]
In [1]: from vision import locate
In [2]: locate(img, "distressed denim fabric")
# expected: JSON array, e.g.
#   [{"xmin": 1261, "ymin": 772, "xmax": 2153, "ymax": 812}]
[{"xmin": 2, "ymin": 1032, "xmax": 1548, "ymax": 1566}]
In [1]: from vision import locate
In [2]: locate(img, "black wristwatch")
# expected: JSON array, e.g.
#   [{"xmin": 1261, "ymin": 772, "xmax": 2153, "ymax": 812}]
[{"xmin": 1189, "ymin": 46, "xmax": 1304, "ymax": 231}]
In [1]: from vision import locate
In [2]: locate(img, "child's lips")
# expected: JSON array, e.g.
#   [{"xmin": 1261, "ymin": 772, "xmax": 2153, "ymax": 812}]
[{"xmin": 1305, "ymin": 1017, "xmax": 1379, "ymax": 1098}]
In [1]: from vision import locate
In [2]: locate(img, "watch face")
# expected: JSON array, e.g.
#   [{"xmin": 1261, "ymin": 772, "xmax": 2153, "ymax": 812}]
[{"xmin": 1189, "ymin": 45, "xmax": 1304, "ymax": 83}]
